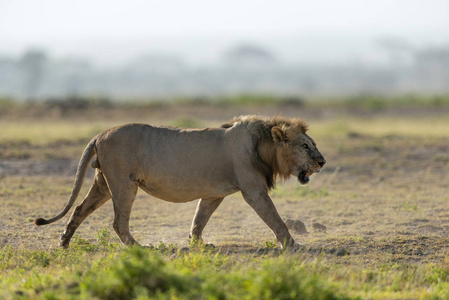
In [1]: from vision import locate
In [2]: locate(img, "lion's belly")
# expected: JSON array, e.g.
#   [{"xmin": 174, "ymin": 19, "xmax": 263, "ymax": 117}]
[{"xmin": 138, "ymin": 179, "xmax": 239, "ymax": 203}]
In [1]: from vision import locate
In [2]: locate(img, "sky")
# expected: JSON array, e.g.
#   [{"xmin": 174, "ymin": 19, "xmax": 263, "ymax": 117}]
[{"xmin": 1, "ymin": 0, "xmax": 449, "ymax": 65}]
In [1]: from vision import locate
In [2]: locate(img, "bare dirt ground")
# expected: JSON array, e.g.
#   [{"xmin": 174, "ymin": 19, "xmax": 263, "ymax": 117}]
[{"xmin": 1, "ymin": 102, "xmax": 448, "ymax": 267}]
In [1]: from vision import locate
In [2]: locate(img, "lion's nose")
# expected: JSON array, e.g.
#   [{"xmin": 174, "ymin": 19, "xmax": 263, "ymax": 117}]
[{"xmin": 318, "ymin": 160, "xmax": 326, "ymax": 167}]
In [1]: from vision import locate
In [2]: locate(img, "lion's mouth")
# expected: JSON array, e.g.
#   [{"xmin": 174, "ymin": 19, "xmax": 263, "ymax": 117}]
[{"xmin": 298, "ymin": 171, "xmax": 311, "ymax": 185}]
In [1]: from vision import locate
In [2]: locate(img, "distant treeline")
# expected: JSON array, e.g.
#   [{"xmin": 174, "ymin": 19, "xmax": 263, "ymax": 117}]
[
  {"xmin": 1, "ymin": 94, "xmax": 448, "ymax": 110},
  {"xmin": 1, "ymin": 43, "xmax": 449, "ymax": 99}
]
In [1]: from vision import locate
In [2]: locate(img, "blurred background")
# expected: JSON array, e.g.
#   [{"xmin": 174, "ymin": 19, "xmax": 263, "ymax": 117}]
[{"xmin": 1, "ymin": 0, "xmax": 448, "ymax": 101}]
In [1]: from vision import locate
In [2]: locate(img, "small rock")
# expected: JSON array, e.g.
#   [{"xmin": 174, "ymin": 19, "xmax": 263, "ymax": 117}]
[
  {"xmin": 312, "ymin": 222, "xmax": 327, "ymax": 233},
  {"xmin": 285, "ymin": 219, "xmax": 308, "ymax": 235}
]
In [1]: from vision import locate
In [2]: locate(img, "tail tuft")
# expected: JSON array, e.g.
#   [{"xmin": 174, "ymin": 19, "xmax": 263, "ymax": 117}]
[{"xmin": 34, "ymin": 218, "xmax": 48, "ymax": 226}]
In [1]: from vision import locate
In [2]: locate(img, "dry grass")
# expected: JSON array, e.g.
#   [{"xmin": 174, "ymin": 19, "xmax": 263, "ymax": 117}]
[{"xmin": 1, "ymin": 99, "xmax": 449, "ymax": 299}]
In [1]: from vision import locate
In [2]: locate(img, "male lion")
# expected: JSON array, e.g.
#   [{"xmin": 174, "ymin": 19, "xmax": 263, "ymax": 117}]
[{"xmin": 34, "ymin": 115, "xmax": 325, "ymax": 250}]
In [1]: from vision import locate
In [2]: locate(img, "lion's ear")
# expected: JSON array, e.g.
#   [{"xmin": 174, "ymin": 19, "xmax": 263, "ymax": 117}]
[{"xmin": 271, "ymin": 126, "xmax": 287, "ymax": 144}]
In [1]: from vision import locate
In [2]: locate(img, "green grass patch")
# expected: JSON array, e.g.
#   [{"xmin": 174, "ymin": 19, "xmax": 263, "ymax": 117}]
[
  {"xmin": 311, "ymin": 116, "xmax": 449, "ymax": 139},
  {"xmin": 0, "ymin": 240, "xmax": 352, "ymax": 300},
  {"xmin": 0, "ymin": 120, "xmax": 114, "ymax": 145},
  {"xmin": 2, "ymin": 237, "xmax": 449, "ymax": 299}
]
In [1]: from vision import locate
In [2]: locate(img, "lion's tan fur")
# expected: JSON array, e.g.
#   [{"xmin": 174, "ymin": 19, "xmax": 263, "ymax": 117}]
[{"xmin": 35, "ymin": 115, "xmax": 325, "ymax": 250}]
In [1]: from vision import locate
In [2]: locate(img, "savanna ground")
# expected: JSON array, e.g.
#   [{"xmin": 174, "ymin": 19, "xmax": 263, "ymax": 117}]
[{"xmin": 0, "ymin": 95, "xmax": 449, "ymax": 299}]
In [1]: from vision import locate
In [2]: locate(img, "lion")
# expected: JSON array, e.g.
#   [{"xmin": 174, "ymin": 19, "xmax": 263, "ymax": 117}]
[{"xmin": 34, "ymin": 115, "xmax": 326, "ymax": 250}]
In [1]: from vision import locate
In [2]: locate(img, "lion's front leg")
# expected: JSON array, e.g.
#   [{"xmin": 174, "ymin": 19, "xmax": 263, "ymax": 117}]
[
  {"xmin": 189, "ymin": 197, "xmax": 224, "ymax": 244},
  {"xmin": 241, "ymin": 189, "xmax": 299, "ymax": 250}
]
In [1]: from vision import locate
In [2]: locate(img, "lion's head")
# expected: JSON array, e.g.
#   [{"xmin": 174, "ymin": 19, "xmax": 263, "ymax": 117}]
[
  {"xmin": 223, "ymin": 115, "xmax": 326, "ymax": 188},
  {"xmin": 270, "ymin": 123, "xmax": 326, "ymax": 185}
]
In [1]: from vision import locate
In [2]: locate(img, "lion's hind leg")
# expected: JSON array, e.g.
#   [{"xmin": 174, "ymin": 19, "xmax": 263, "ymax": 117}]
[
  {"xmin": 60, "ymin": 170, "xmax": 112, "ymax": 248},
  {"xmin": 107, "ymin": 178, "xmax": 139, "ymax": 246}
]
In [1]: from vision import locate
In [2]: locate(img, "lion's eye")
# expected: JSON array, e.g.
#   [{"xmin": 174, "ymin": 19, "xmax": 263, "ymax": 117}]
[{"xmin": 302, "ymin": 144, "xmax": 309, "ymax": 149}]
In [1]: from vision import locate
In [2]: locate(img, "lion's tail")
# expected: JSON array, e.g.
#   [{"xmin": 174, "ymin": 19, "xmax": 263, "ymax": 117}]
[{"xmin": 34, "ymin": 138, "xmax": 97, "ymax": 226}]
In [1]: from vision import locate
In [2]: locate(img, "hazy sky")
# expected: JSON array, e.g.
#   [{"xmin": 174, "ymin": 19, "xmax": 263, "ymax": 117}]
[{"xmin": 1, "ymin": 0, "xmax": 448, "ymax": 64}]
